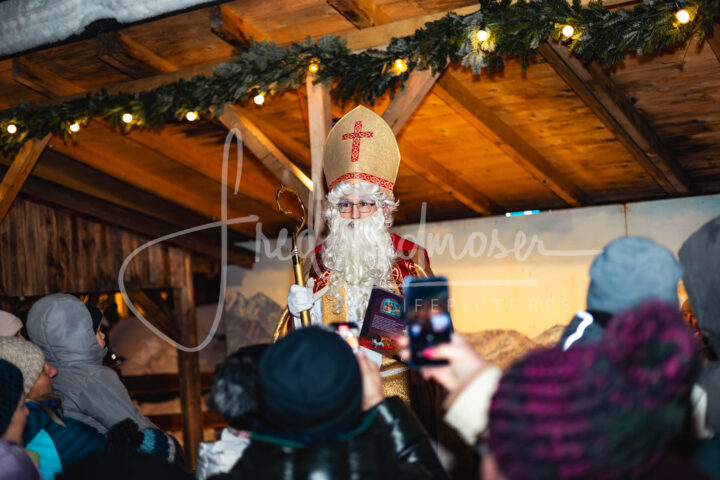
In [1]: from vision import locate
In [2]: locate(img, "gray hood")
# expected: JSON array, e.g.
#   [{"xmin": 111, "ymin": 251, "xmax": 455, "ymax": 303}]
[
  {"xmin": 27, "ymin": 293, "xmax": 105, "ymax": 366},
  {"xmin": 26, "ymin": 293, "xmax": 154, "ymax": 433},
  {"xmin": 679, "ymin": 216, "xmax": 720, "ymax": 352}
]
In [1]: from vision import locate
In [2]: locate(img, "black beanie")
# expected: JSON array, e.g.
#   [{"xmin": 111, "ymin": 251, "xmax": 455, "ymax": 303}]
[
  {"xmin": 0, "ymin": 358, "xmax": 24, "ymax": 436},
  {"xmin": 259, "ymin": 326, "xmax": 362, "ymax": 437},
  {"xmin": 86, "ymin": 305, "xmax": 103, "ymax": 333}
]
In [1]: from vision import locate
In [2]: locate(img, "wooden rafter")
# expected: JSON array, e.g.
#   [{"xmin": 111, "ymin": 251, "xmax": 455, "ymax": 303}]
[
  {"xmin": 48, "ymin": 125, "xmax": 262, "ymax": 238},
  {"xmin": 434, "ymin": 71, "xmax": 590, "ymax": 207},
  {"xmin": 344, "ymin": 5, "xmax": 478, "ymax": 50},
  {"xmin": 383, "ymin": 68, "xmax": 440, "ymax": 135},
  {"xmin": 210, "ymin": 4, "xmax": 270, "ymax": 48},
  {"xmin": 537, "ymin": 41, "xmax": 694, "ymax": 195},
  {"xmin": 327, "ymin": 0, "xmax": 393, "ymax": 28},
  {"xmin": 0, "ymin": 148, "xmax": 246, "ymax": 245},
  {"xmin": 0, "ymin": 134, "xmax": 51, "ymax": 224},
  {"xmin": 400, "ymin": 140, "xmax": 499, "ymax": 215},
  {"xmin": 218, "ymin": 104, "xmax": 313, "ymax": 204},
  {"xmin": 12, "ymin": 57, "xmax": 84, "ymax": 97},
  {"xmin": 306, "ymin": 74, "xmax": 332, "ymax": 236},
  {"xmin": 99, "ymin": 31, "xmax": 179, "ymax": 78},
  {"xmin": 2, "ymin": 6, "xmax": 480, "ymax": 110},
  {"xmin": 15, "ymin": 173, "xmax": 254, "ymax": 267},
  {"xmin": 239, "ymin": 109, "xmax": 311, "ymax": 166}
]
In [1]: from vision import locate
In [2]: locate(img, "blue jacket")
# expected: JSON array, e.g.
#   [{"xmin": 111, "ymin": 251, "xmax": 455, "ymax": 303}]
[{"xmin": 23, "ymin": 401, "xmax": 105, "ymax": 480}]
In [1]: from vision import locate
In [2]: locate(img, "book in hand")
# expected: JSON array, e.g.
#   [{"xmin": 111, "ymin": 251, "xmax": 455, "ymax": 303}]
[{"xmin": 359, "ymin": 287, "xmax": 405, "ymax": 359}]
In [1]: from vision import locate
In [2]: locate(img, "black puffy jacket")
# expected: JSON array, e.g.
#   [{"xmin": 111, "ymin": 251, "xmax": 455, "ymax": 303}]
[{"xmin": 211, "ymin": 396, "xmax": 449, "ymax": 480}]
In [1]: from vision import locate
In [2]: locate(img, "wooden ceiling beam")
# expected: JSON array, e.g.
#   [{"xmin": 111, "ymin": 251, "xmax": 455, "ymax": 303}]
[
  {"xmin": 434, "ymin": 71, "xmax": 590, "ymax": 207},
  {"xmin": 48, "ymin": 125, "xmax": 260, "ymax": 238},
  {"xmin": 12, "ymin": 57, "xmax": 84, "ymax": 97},
  {"xmin": 98, "ymin": 31, "xmax": 179, "ymax": 78},
  {"xmin": 383, "ymin": 68, "xmax": 441, "ymax": 135},
  {"xmin": 327, "ymin": 0, "xmax": 393, "ymax": 28},
  {"xmin": 400, "ymin": 140, "xmax": 500, "ymax": 216},
  {"xmin": 236, "ymin": 109, "xmax": 311, "ymax": 167},
  {"xmin": 306, "ymin": 74, "xmax": 332, "ymax": 236},
  {"xmin": 344, "ymin": 5, "xmax": 478, "ymax": 50},
  {"xmin": 537, "ymin": 41, "xmax": 694, "ymax": 195},
  {"xmin": 0, "ymin": 144, "xmax": 245, "ymax": 245},
  {"xmin": 218, "ymin": 104, "xmax": 313, "ymax": 204},
  {"xmin": 0, "ymin": 134, "xmax": 51, "ymax": 224},
  {"xmin": 14, "ymin": 172, "xmax": 254, "ymax": 267},
  {"xmin": 210, "ymin": 4, "xmax": 270, "ymax": 49}
]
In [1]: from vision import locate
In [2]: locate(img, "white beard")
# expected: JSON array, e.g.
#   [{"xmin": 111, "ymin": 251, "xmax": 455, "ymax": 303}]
[{"xmin": 322, "ymin": 208, "xmax": 396, "ymax": 321}]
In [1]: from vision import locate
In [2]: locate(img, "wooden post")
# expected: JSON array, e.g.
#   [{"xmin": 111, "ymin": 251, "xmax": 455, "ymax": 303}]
[
  {"xmin": 172, "ymin": 254, "xmax": 202, "ymax": 470},
  {"xmin": 0, "ymin": 134, "xmax": 50, "ymax": 225},
  {"xmin": 305, "ymin": 74, "xmax": 332, "ymax": 244}
]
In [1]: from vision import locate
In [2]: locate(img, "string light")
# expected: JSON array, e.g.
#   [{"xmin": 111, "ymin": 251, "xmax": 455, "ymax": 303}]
[
  {"xmin": 6, "ymin": 124, "xmax": 17, "ymax": 134},
  {"xmin": 562, "ymin": 25, "xmax": 575, "ymax": 38},
  {"xmin": 308, "ymin": 62, "xmax": 319, "ymax": 73},
  {"xmin": 253, "ymin": 93, "xmax": 265, "ymax": 105},
  {"xmin": 185, "ymin": 111, "xmax": 198, "ymax": 121},
  {"xmin": 392, "ymin": 58, "xmax": 408, "ymax": 75},
  {"xmin": 476, "ymin": 29, "xmax": 489, "ymax": 42},
  {"xmin": 675, "ymin": 9, "xmax": 690, "ymax": 24},
  {"xmin": 69, "ymin": 122, "xmax": 80, "ymax": 133},
  {"xmin": 122, "ymin": 113, "xmax": 133, "ymax": 124}
]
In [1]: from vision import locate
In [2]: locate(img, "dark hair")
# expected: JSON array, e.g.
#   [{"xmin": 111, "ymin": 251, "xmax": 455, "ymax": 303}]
[{"xmin": 207, "ymin": 343, "xmax": 268, "ymax": 430}]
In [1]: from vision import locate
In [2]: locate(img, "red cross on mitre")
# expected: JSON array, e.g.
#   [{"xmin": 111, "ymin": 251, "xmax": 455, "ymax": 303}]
[{"xmin": 341, "ymin": 120, "xmax": 374, "ymax": 162}]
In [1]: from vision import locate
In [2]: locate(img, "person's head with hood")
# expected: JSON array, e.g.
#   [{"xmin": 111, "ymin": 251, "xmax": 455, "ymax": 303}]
[
  {"xmin": 0, "ymin": 311, "xmax": 23, "ymax": 338},
  {"xmin": 26, "ymin": 294, "xmax": 106, "ymax": 368},
  {"xmin": 207, "ymin": 343, "xmax": 268, "ymax": 431},
  {"xmin": 0, "ymin": 336, "xmax": 57, "ymax": 402},
  {"xmin": 679, "ymin": 215, "xmax": 720, "ymax": 358}
]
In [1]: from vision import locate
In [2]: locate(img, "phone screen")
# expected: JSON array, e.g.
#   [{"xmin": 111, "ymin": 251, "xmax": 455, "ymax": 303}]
[
  {"xmin": 403, "ymin": 276, "xmax": 453, "ymax": 367},
  {"xmin": 330, "ymin": 322, "xmax": 360, "ymax": 352}
]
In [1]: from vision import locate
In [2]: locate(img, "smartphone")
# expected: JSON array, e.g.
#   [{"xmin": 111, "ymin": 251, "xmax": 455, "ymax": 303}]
[
  {"xmin": 403, "ymin": 276, "xmax": 453, "ymax": 367},
  {"xmin": 330, "ymin": 322, "xmax": 360, "ymax": 352}
]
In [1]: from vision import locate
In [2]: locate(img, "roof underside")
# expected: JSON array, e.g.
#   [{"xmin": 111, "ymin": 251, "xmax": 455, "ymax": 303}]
[{"xmin": 1, "ymin": 0, "xmax": 719, "ymax": 265}]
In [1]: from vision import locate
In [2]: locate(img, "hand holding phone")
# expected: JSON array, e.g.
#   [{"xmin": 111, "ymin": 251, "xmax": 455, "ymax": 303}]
[
  {"xmin": 330, "ymin": 322, "xmax": 360, "ymax": 352},
  {"xmin": 403, "ymin": 276, "xmax": 454, "ymax": 367}
]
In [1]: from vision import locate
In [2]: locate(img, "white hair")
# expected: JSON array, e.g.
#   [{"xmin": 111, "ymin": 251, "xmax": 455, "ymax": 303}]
[{"xmin": 321, "ymin": 182, "xmax": 398, "ymax": 320}]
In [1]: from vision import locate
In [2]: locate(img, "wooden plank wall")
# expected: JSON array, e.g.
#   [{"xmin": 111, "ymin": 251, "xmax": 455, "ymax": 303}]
[{"xmin": 0, "ymin": 197, "xmax": 189, "ymax": 297}]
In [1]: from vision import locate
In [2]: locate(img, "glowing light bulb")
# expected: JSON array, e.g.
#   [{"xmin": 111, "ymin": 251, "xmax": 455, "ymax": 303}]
[
  {"xmin": 6, "ymin": 124, "xmax": 17, "ymax": 134},
  {"xmin": 186, "ymin": 111, "xmax": 198, "ymax": 122},
  {"xmin": 122, "ymin": 113, "xmax": 133, "ymax": 124},
  {"xmin": 308, "ymin": 63, "xmax": 319, "ymax": 73},
  {"xmin": 392, "ymin": 58, "xmax": 408, "ymax": 75},
  {"xmin": 253, "ymin": 93, "xmax": 265, "ymax": 105},
  {"xmin": 562, "ymin": 25, "xmax": 575, "ymax": 38},
  {"xmin": 476, "ymin": 29, "xmax": 489, "ymax": 42},
  {"xmin": 69, "ymin": 123, "xmax": 80, "ymax": 133},
  {"xmin": 676, "ymin": 9, "xmax": 690, "ymax": 24}
]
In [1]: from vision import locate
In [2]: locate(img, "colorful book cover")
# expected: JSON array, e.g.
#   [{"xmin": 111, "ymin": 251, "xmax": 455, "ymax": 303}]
[{"xmin": 359, "ymin": 287, "xmax": 405, "ymax": 359}]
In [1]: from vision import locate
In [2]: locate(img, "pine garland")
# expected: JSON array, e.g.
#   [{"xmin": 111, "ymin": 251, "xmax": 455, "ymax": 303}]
[{"xmin": 1, "ymin": 0, "xmax": 718, "ymax": 153}]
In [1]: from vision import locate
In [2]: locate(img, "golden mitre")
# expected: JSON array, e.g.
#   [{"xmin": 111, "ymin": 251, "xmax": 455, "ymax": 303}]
[{"xmin": 323, "ymin": 105, "xmax": 400, "ymax": 196}]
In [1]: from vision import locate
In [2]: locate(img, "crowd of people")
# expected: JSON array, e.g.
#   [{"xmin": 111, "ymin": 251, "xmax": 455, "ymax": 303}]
[{"xmin": 1, "ymin": 106, "xmax": 719, "ymax": 479}]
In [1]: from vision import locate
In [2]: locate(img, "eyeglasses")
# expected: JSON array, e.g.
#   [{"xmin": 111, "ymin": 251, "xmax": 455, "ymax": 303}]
[{"xmin": 337, "ymin": 200, "xmax": 376, "ymax": 214}]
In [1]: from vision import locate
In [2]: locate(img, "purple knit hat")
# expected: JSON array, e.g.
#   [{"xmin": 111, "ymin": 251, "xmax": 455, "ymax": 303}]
[{"xmin": 488, "ymin": 300, "xmax": 700, "ymax": 480}]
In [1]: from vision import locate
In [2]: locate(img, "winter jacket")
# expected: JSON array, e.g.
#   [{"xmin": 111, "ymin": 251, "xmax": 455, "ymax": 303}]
[
  {"xmin": 27, "ymin": 294, "xmax": 155, "ymax": 434},
  {"xmin": 680, "ymin": 215, "xmax": 720, "ymax": 434},
  {"xmin": 23, "ymin": 400, "xmax": 105, "ymax": 480},
  {"xmin": 212, "ymin": 396, "xmax": 449, "ymax": 480},
  {"xmin": 0, "ymin": 439, "xmax": 41, "ymax": 480},
  {"xmin": 195, "ymin": 428, "xmax": 250, "ymax": 480}
]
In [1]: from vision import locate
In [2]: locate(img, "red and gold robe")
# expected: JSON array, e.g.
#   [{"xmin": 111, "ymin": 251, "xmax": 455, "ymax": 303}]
[{"xmin": 273, "ymin": 233, "xmax": 433, "ymax": 402}]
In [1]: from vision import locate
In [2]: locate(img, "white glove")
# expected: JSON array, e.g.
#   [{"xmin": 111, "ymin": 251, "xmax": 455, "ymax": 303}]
[{"xmin": 287, "ymin": 278, "xmax": 315, "ymax": 318}]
